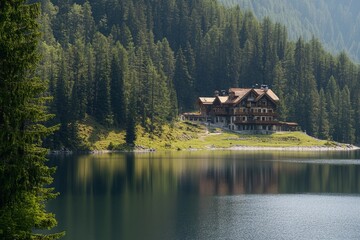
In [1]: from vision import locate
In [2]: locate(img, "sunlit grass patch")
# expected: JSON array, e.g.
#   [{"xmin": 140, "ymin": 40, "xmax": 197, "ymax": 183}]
[{"xmin": 73, "ymin": 118, "xmax": 336, "ymax": 151}]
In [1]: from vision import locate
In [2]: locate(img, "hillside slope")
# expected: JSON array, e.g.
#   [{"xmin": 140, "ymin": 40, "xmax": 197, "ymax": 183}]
[{"xmin": 220, "ymin": 0, "xmax": 360, "ymax": 62}]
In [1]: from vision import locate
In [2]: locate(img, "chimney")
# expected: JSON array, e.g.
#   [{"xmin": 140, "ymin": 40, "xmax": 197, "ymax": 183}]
[{"xmin": 261, "ymin": 84, "xmax": 268, "ymax": 91}]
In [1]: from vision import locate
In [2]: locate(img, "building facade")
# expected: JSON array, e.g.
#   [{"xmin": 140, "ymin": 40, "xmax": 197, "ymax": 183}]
[{"xmin": 183, "ymin": 86, "xmax": 298, "ymax": 133}]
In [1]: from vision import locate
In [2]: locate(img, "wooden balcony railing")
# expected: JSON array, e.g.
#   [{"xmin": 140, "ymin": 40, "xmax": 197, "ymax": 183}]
[
  {"xmin": 234, "ymin": 119, "xmax": 279, "ymax": 125},
  {"xmin": 233, "ymin": 111, "xmax": 277, "ymax": 117}
]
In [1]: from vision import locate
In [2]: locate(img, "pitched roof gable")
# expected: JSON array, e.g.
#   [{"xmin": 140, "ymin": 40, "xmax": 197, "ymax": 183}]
[
  {"xmin": 264, "ymin": 89, "xmax": 279, "ymax": 101},
  {"xmin": 198, "ymin": 97, "xmax": 215, "ymax": 105}
]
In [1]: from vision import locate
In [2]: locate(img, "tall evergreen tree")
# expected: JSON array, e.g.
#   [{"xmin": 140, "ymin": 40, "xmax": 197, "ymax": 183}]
[
  {"xmin": 0, "ymin": 1, "xmax": 63, "ymax": 238},
  {"xmin": 339, "ymin": 85, "xmax": 355, "ymax": 143},
  {"xmin": 71, "ymin": 40, "xmax": 88, "ymax": 121},
  {"xmin": 272, "ymin": 62, "xmax": 288, "ymax": 120},
  {"xmin": 93, "ymin": 32, "xmax": 112, "ymax": 124},
  {"xmin": 174, "ymin": 48, "xmax": 194, "ymax": 111},
  {"xmin": 354, "ymin": 93, "xmax": 360, "ymax": 143},
  {"xmin": 326, "ymin": 76, "xmax": 340, "ymax": 140},
  {"xmin": 110, "ymin": 42, "xmax": 128, "ymax": 127},
  {"xmin": 318, "ymin": 89, "xmax": 330, "ymax": 139}
]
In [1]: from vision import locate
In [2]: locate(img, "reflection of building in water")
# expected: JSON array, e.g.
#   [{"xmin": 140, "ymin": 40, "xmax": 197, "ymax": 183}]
[{"xmin": 195, "ymin": 162, "xmax": 281, "ymax": 195}]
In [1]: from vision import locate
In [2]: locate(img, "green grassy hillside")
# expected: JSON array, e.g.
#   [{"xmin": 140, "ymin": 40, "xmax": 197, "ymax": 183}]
[{"xmin": 72, "ymin": 118, "xmax": 342, "ymax": 151}]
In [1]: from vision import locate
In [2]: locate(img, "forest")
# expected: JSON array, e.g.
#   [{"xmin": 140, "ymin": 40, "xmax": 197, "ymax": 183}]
[
  {"xmin": 34, "ymin": 0, "xmax": 360, "ymax": 147},
  {"xmin": 221, "ymin": 0, "xmax": 360, "ymax": 62}
]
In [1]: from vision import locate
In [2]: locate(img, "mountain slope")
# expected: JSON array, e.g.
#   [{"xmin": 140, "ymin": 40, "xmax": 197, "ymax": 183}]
[
  {"xmin": 220, "ymin": 0, "xmax": 360, "ymax": 62},
  {"xmin": 38, "ymin": 0, "xmax": 360, "ymax": 147}
]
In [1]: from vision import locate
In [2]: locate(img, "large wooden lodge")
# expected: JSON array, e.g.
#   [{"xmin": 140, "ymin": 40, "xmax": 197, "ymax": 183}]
[{"xmin": 182, "ymin": 85, "xmax": 298, "ymax": 133}]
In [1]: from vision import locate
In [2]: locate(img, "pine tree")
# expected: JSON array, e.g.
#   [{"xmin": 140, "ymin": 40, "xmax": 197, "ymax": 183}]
[
  {"xmin": 0, "ymin": 1, "xmax": 63, "ymax": 238},
  {"xmin": 93, "ymin": 32, "xmax": 112, "ymax": 124},
  {"xmin": 174, "ymin": 48, "xmax": 194, "ymax": 111},
  {"xmin": 354, "ymin": 93, "xmax": 360, "ymax": 143},
  {"xmin": 55, "ymin": 50, "xmax": 72, "ymax": 147},
  {"xmin": 126, "ymin": 86, "xmax": 137, "ymax": 145},
  {"xmin": 318, "ymin": 89, "xmax": 330, "ymax": 139},
  {"xmin": 339, "ymin": 85, "xmax": 355, "ymax": 143},
  {"xmin": 272, "ymin": 62, "xmax": 288, "ymax": 120},
  {"xmin": 111, "ymin": 42, "xmax": 128, "ymax": 128},
  {"xmin": 71, "ymin": 40, "xmax": 88, "ymax": 121},
  {"xmin": 307, "ymin": 87, "xmax": 320, "ymax": 137},
  {"xmin": 326, "ymin": 76, "xmax": 340, "ymax": 140}
]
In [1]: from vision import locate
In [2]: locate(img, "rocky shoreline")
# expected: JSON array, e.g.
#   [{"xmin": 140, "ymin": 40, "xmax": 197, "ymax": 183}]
[
  {"xmin": 49, "ymin": 143, "xmax": 359, "ymax": 155},
  {"xmin": 224, "ymin": 144, "xmax": 359, "ymax": 151}
]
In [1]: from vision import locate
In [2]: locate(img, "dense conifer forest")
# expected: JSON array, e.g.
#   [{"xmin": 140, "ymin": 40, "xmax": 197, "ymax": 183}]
[
  {"xmin": 221, "ymin": 0, "xmax": 360, "ymax": 62},
  {"xmin": 34, "ymin": 0, "xmax": 360, "ymax": 147}
]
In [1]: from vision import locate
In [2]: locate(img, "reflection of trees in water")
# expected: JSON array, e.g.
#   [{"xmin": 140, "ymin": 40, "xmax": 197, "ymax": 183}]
[
  {"xmin": 193, "ymin": 162, "xmax": 360, "ymax": 194},
  {"xmin": 50, "ymin": 151, "xmax": 360, "ymax": 196}
]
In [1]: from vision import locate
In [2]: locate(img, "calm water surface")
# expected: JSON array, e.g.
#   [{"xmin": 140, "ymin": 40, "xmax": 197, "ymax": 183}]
[{"xmin": 48, "ymin": 150, "xmax": 360, "ymax": 239}]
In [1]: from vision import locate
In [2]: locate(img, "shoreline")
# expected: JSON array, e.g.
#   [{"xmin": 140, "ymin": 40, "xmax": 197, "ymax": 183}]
[
  {"xmin": 49, "ymin": 144, "xmax": 360, "ymax": 155},
  {"xmin": 220, "ymin": 145, "xmax": 359, "ymax": 152}
]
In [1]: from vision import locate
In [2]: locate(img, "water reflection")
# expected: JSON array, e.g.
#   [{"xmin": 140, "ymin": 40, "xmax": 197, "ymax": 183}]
[
  {"xmin": 48, "ymin": 150, "xmax": 360, "ymax": 240},
  {"xmin": 51, "ymin": 150, "xmax": 360, "ymax": 196}
]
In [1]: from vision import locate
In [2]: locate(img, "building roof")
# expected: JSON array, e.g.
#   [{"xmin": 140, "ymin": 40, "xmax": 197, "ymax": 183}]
[
  {"xmin": 200, "ymin": 87, "xmax": 279, "ymax": 107},
  {"xmin": 264, "ymin": 89, "xmax": 279, "ymax": 101},
  {"xmin": 229, "ymin": 87, "xmax": 279, "ymax": 102},
  {"xmin": 199, "ymin": 97, "xmax": 216, "ymax": 105},
  {"xmin": 217, "ymin": 96, "xmax": 228, "ymax": 104},
  {"xmin": 229, "ymin": 88, "xmax": 252, "ymax": 97}
]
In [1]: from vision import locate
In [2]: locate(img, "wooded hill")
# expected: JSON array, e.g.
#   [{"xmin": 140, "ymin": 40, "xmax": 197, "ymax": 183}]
[
  {"xmin": 35, "ymin": 0, "xmax": 360, "ymax": 148},
  {"xmin": 221, "ymin": 0, "xmax": 360, "ymax": 62}
]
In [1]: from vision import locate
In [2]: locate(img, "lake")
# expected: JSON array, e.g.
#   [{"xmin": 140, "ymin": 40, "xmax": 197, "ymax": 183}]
[{"xmin": 48, "ymin": 150, "xmax": 360, "ymax": 239}]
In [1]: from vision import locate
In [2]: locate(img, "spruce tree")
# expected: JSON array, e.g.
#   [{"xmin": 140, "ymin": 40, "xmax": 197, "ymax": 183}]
[
  {"xmin": 318, "ymin": 89, "xmax": 330, "ymax": 139},
  {"xmin": 339, "ymin": 85, "xmax": 355, "ymax": 143},
  {"xmin": 0, "ymin": 1, "xmax": 63, "ymax": 239},
  {"xmin": 111, "ymin": 42, "xmax": 128, "ymax": 128},
  {"xmin": 126, "ymin": 86, "xmax": 137, "ymax": 145}
]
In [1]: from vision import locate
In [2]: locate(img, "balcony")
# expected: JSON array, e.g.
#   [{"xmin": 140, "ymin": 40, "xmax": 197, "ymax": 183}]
[
  {"xmin": 234, "ymin": 119, "xmax": 279, "ymax": 125},
  {"xmin": 251, "ymin": 112, "xmax": 277, "ymax": 117},
  {"xmin": 233, "ymin": 110, "xmax": 277, "ymax": 117}
]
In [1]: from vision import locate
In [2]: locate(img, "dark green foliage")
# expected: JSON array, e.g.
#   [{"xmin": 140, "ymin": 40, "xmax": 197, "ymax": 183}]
[
  {"xmin": 38, "ymin": 0, "xmax": 360, "ymax": 145},
  {"xmin": 174, "ymin": 48, "xmax": 194, "ymax": 111},
  {"xmin": 126, "ymin": 89, "xmax": 137, "ymax": 145},
  {"xmin": 220, "ymin": 0, "xmax": 360, "ymax": 62},
  {"xmin": 318, "ymin": 89, "xmax": 330, "ymax": 139},
  {"xmin": 0, "ymin": 0, "xmax": 63, "ymax": 238},
  {"xmin": 93, "ymin": 32, "xmax": 112, "ymax": 124},
  {"xmin": 110, "ymin": 42, "xmax": 128, "ymax": 128}
]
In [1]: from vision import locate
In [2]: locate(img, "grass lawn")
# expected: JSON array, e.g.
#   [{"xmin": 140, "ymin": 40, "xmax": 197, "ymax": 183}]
[
  {"xmin": 73, "ymin": 118, "xmax": 337, "ymax": 151},
  {"xmin": 167, "ymin": 126, "xmax": 330, "ymax": 150}
]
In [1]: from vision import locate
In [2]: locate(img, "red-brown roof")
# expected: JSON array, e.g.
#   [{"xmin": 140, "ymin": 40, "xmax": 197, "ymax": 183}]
[
  {"xmin": 229, "ymin": 88, "xmax": 280, "ymax": 102},
  {"xmin": 264, "ymin": 89, "xmax": 279, "ymax": 101},
  {"xmin": 202, "ymin": 87, "xmax": 279, "ymax": 106}
]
